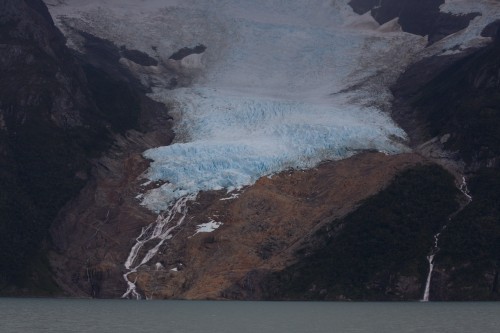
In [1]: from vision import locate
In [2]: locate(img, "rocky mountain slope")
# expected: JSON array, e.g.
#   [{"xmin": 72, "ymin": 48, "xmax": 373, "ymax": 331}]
[
  {"xmin": 0, "ymin": 0, "xmax": 171, "ymax": 294},
  {"xmin": 262, "ymin": 1, "xmax": 500, "ymax": 301},
  {"xmin": 389, "ymin": 21, "xmax": 500, "ymax": 301},
  {"xmin": 0, "ymin": 0, "xmax": 106, "ymax": 292},
  {"xmin": 0, "ymin": 0, "xmax": 499, "ymax": 300}
]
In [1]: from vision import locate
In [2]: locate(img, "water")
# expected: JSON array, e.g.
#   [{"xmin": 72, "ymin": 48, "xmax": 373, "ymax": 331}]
[
  {"xmin": 122, "ymin": 195, "xmax": 195, "ymax": 299},
  {"xmin": 1, "ymin": 299, "xmax": 499, "ymax": 333}
]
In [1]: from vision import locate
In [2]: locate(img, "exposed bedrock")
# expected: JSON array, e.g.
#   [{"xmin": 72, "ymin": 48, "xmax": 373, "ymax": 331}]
[
  {"xmin": 0, "ymin": 0, "xmax": 173, "ymax": 294},
  {"xmin": 388, "ymin": 23, "xmax": 500, "ymax": 301},
  {"xmin": 392, "ymin": 28, "xmax": 500, "ymax": 167},
  {"xmin": 348, "ymin": 0, "xmax": 480, "ymax": 45},
  {"xmin": 0, "ymin": 0, "xmax": 108, "ymax": 292}
]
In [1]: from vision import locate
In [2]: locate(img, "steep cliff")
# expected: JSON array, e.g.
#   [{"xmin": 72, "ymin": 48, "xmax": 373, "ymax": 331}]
[
  {"xmin": 0, "ymin": 0, "xmax": 107, "ymax": 291},
  {"xmin": 0, "ymin": 0, "xmax": 170, "ymax": 294},
  {"xmin": 389, "ymin": 24, "xmax": 500, "ymax": 301}
]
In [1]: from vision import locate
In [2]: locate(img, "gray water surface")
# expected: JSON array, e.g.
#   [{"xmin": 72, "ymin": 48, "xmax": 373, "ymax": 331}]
[{"xmin": 0, "ymin": 299, "xmax": 498, "ymax": 333}]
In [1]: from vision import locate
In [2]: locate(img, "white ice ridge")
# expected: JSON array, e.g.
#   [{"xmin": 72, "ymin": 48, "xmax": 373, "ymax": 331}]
[{"xmin": 46, "ymin": 0, "xmax": 500, "ymax": 212}]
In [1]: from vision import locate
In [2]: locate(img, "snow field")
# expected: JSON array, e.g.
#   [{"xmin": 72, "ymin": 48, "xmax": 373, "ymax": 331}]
[{"xmin": 46, "ymin": 0, "xmax": 500, "ymax": 212}]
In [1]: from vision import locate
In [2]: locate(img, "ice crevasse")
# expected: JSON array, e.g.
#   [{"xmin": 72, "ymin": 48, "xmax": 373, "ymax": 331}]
[
  {"xmin": 142, "ymin": 88, "xmax": 407, "ymax": 210},
  {"xmin": 46, "ymin": 0, "xmax": 500, "ymax": 212}
]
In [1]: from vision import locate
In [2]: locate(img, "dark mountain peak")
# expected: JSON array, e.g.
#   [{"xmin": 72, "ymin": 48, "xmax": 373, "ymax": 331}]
[
  {"xmin": 481, "ymin": 19, "xmax": 500, "ymax": 41},
  {"xmin": 0, "ymin": 0, "xmax": 96, "ymax": 129},
  {"xmin": 1, "ymin": 0, "xmax": 65, "ymax": 59}
]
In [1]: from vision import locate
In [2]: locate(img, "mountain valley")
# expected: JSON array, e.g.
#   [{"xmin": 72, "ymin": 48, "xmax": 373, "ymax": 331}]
[{"xmin": 0, "ymin": 0, "xmax": 499, "ymax": 301}]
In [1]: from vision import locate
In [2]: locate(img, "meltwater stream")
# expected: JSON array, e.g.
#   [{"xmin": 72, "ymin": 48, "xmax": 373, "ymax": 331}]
[
  {"xmin": 122, "ymin": 196, "xmax": 195, "ymax": 299},
  {"xmin": 421, "ymin": 177, "xmax": 473, "ymax": 302}
]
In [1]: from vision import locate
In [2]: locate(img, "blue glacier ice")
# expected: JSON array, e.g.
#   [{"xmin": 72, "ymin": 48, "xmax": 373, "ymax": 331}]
[
  {"xmin": 49, "ymin": 0, "xmax": 499, "ymax": 212},
  {"xmin": 142, "ymin": 88, "xmax": 407, "ymax": 211},
  {"xmin": 47, "ymin": 0, "xmax": 500, "ymax": 298},
  {"xmin": 132, "ymin": 1, "xmax": 416, "ymax": 211}
]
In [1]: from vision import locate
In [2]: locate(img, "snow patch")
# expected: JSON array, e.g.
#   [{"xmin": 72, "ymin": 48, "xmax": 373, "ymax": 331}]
[
  {"xmin": 426, "ymin": 0, "xmax": 500, "ymax": 54},
  {"xmin": 377, "ymin": 18, "xmax": 403, "ymax": 33},
  {"xmin": 180, "ymin": 53, "xmax": 205, "ymax": 70},
  {"xmin": 141, "ymin": 180, "xmax": 153, "ymax": 187},
  {"xmin": 192, "ymin": 219, "xmax": 223, "ymax": 237},
  {"xmin": 220, "ymin": 192, "xmax": 241, "ymax": 201}
]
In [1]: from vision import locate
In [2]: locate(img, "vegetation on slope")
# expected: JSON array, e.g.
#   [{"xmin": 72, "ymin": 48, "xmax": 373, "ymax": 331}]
[{"xmin": 263, "ymin": 165, "xmax": 459, "ymax": 300}]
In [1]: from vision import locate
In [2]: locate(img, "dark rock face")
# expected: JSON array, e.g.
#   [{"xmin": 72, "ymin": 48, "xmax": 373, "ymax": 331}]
[
  {"xmin": 69, "ymin": 29, "xmax": 157, "ymax": 88},
  {"xmin": 120, "ymin": 46, "xmax": 158, "ymax": 67},
  {"xmin": 349, "ymin": 0, "xmax": 480, "ymax": 45},
  {"xmin": 435, "ymin": 168, "xmax": 500, "ymax": 301},
  {"xmin": 0, "ymin": 0, "xmax": 97, "ymax": 128},
  {"xmin": 393, "ymin": 38, "xmax": 500, "ymax": 165},
  {"xmin": 348, "ymin": 0, "xmax": 379, "ymax": 15},
  {"xmin": 169, "ymin": 44, "xmax": 207, "ymax": 61},
  {"xmin": 481, "ymin": 19, "xmax": 500, "ymax": 39},
  {"xmin": 390, "ymin": 31, "xmax": 500, "ymax": 301},
  {"xmin": 0, "ymin": 0, "xmax": 166, "ymax": 293},
  {"xmin": 0, "ymin": 0, "xmax": 108, "ymax": 290},
  {"xmin": 71, "ymin": 31, "xmax": 144, "ymax": 92}
]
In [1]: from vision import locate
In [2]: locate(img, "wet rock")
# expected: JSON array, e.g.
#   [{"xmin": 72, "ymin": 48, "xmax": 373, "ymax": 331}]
[
  {"xmin": 120, "ymin": 45, "xmax": 158, "ymax": 66},
  {"xmin": 169, "ymin": 44, "xmax": 207, "ymax": 61}
]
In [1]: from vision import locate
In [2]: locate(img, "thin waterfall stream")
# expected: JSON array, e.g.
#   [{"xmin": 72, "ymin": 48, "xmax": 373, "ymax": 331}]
[{"xmin": 421, "ymin": 176, "xmax": 472, "ymax": 302}]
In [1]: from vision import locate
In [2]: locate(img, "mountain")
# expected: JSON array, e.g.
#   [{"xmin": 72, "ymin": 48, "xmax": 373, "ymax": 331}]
[
  {"xmin": 0, "ymin": 0, "xmax": 106, "ymax": 292},
  {"xmin": 0, "ymin": 0, "xmax": 171, "ymax": 294},
  {"xmin": 0, "ymin": 0, "xmax": 499, "ymax": 300}
]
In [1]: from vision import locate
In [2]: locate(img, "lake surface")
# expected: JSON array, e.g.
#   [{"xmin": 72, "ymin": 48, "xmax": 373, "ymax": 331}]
[{"xmin": 0, "ymin": 299, "xmax": 498, "ymax": 332}]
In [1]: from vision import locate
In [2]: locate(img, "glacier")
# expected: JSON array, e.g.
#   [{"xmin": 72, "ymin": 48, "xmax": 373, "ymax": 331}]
[
  {"xmin": 142, "ymin": 88, "xmax": 408, "ymax": 210},
  {"xmin": 46, "ymin": 0, "xmax": 500, "ymax": 212}
]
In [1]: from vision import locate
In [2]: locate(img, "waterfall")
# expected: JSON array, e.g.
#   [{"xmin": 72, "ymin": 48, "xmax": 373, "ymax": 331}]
[
  {"xmin": 422, "ymin": 254, "xmax": 435, "ymax": 302},
  {"xmin": 459, "ymin": 176, "xmax": 473, "ymax": 203},
  {"xmin": 122, "ymin": 195, "xmax": 195, "ymax": 299},
  {"xmin": 421, "ymin": 176, "xmax": 472, "ymax": 302},
  {"xmin": 422, "ymin": 231, "xmax": 441, "ymax": 302}
]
